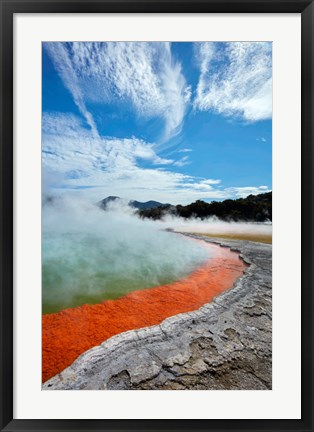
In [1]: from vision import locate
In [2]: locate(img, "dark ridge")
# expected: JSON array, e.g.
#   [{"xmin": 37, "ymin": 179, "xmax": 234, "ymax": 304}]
[
  {"xmin": 138, "ymin": 192, "xmax": 272, "ymax": 222},
  {"xmin": 97, "ymin": 196, "xmax": 170, "ymax": 210},
  {"xmin": 130, "ymin": 199, "xmax": 170, "ymax": 210}
]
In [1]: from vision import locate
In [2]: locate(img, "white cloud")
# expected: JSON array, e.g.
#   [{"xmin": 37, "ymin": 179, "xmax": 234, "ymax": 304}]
[
  {"xmin": 224, "ymin": 186, "xmax": 271, "ymax": 198},
  {"xmin": 42, "ymin": 113, "xmax": 269, "ymax": 205},
  {"xmin": 202, "ymin": 179, "xmax": 221, "ymax": 185},
  {"xmin": 194, "ymin": 42, "xmax": 272, "ymax": 122},
  {"xmin": 44, "ymin": 42, "xmax": 190, "ymax": 141},
  {"xmin": 42, "ymin": 113, "xmax": 173, "ymax": 176},
  {"xmin": 43, "ymin": 43, "xmax": 99, "ymax": 138},
  {"xmin": 173, "ymin": 156, "xmax": 190, "ymax": 167},
  {"xmin": 178, "ymin": 148, "xmax": 193, "ymax": 153}
]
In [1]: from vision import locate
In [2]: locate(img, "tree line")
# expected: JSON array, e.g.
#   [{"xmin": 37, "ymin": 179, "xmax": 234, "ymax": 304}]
[{"xmin": 137, "ymin": 192, "xmax": 272, "ymax": 222}]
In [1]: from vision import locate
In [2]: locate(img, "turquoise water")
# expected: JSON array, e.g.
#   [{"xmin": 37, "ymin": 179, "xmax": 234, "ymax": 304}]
[{"xmin": 42, "ymin": 230, "xmax": 209, "ymax": 314}]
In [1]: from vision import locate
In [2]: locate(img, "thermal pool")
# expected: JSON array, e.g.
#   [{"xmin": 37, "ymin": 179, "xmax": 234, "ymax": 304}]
[{"xmin": 42, "ymin": 240, "xmax": 247, "ymax": 382}]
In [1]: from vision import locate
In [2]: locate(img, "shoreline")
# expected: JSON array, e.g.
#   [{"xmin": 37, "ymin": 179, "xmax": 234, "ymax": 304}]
[
  {"xmin": 43, "ymin": 235, "xmax": 272, "ymax": 390},
  {"xmin": 189, "ymin": 232, "xmax": 272, "ymax": 244}
]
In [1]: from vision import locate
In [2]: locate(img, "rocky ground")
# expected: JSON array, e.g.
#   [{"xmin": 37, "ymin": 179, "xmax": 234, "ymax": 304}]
[{"xmin": 43, "ymin": 235, "xmax": 272, "ymax": 390}]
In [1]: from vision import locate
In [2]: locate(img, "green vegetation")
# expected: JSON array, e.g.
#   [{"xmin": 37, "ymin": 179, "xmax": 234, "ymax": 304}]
[{"xmin": 138, "ymin": 192, "xmax": 272, "ymax": 222}]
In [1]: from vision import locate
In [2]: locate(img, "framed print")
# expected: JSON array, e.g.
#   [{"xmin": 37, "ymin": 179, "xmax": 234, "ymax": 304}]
[{"xmin": 1, "ymin": 1, "xmax": 313, "ymax": 431}]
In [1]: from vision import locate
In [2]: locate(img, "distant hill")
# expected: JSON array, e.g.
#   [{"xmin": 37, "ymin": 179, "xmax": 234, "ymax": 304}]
[
  {"xmin": 97, "ymin": 196, "xmax": 121, "ymax": 209},
  {"xmin": 97, "ymin": 196, "xmax": 170, "ymax": 210},
  {"xmin": 130, "ymin": 200, "xmax": 170, "ymax": 210},
  {"xmin": 138, "ymin": 192, "xmax": 272, "ymax": 222}
]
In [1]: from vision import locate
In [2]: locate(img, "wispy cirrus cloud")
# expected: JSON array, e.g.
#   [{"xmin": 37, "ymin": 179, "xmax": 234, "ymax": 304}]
[
  {"xmin": 44, "ymin": 42, "xmax": 190, "ymax": 141},
  {"xmin": 194, "ymin": 42, "xmax": 272, "ymax": 122},
  {"xmin": 173, "ymin": 155, "xmax": 190, "ymax": 167},
  {"xmin": 178, "ymin": 148, "xmax": 193, "ymax": 153},
  {"xmin": 43, "ymin": 43, "xmax": 99, "ymax": 138},
  {"xmin": 42, "ymin": 113, "xmax": 270, "ymax": 204},
  {"xmin": 42, "ymin": 112, "xmax": 173, "ymax": 175}
]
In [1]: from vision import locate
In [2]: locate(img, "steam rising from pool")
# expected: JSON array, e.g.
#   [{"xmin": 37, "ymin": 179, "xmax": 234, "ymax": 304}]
[{"xmin": 42, "ymin": 197, "xmax": 210, "ymax": 313}]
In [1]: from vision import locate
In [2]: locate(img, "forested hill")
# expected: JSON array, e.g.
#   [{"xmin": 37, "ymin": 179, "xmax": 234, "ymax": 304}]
[{"xmin": 138, "ymin": 192, "xmax": 272, "ymax": 222}]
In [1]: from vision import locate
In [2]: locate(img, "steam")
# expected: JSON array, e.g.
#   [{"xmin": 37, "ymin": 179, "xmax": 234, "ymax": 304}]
[
  {"xmin": 42, "ymin": 196, "xmax": 210, "ymax": 313},
  {"xmin": 159, "ymin": 215, "xmax": 272, "ymax": 238}
]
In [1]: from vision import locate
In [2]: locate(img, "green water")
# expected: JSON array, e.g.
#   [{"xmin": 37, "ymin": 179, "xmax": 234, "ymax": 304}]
[{"xmin": 42, "ymin": 231, "xmax": 209, "ymax": 314}]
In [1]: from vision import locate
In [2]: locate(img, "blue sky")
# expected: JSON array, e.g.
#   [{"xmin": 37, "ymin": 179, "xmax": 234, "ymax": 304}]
[{"xmin": 42, "ymin": 42, "xmax": 272, "ymax": 205}]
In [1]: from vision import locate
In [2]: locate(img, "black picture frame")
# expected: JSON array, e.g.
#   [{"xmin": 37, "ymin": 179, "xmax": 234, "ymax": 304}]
[{"xmin": 1, "ymin": 1, "xmax": 313, "ymax": 431}]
